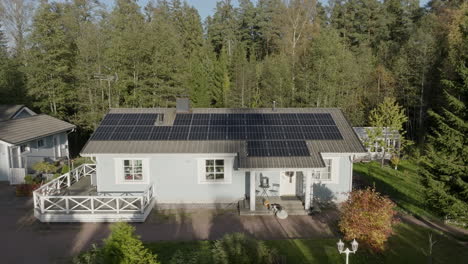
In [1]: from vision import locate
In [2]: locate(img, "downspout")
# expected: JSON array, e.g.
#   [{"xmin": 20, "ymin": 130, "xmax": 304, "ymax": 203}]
[
  {"xmin": 66, "ymin": 128, "xmax": 75, "ymax": 171},
  {"xmin": 349, "ymin": 155, "xmax": 354, "ymax": 194}
]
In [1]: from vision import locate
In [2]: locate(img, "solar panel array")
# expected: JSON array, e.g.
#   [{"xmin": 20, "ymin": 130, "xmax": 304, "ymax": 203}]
[
  {"xmin": 90, "ymin": 113, "xmax": 344, "ymax": 157},
  {"xmin": 247, "ymin": 141, "xmax": 310, "ymax": 157}
]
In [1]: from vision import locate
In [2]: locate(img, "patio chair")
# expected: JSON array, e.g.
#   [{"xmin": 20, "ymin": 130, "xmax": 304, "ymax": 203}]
[{"xmin": 269, "ymin": 183, "xmax": 280, "ymax": 196}]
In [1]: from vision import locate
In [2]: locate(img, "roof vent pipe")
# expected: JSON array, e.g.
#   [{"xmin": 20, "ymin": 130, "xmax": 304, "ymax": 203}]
[
  {"xmin": 176, "ymin": 98, "xmax": 190, "ymax": 113},
  {"xmin": 272, "ymin": 101, "xmax": 276, "ymax": 111}
]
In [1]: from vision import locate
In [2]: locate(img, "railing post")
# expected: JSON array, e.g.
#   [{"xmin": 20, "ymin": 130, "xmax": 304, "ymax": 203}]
[
  {"xmin": 40, "ymin": 196, "xmax": 45, "ymax": 214},
  {"xmin": 116, "ymin": 198, "xmax": 120, "ymax": 214},
  {"xmin": 67, "ymin": 173, "xmax": 71, "ymax": 187},
  {"xmin": 33, "ymin": 192, "xmax": 37, "ymax": 209},
  {"xmin": 91, "ymin": 197, "xmax": 94, "ymax": 214},
  {"xmin": 140, "ymin": 196, "xmax": 145, "ymax": 213},
  {"xmin": 65, "ymin": 198, "xmax": 69, "ymax": 214}
]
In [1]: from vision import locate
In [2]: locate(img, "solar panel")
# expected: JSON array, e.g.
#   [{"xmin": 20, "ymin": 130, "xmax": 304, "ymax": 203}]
[
  {"xmin": 189, "ymin": 126, "xmax": 209, "ymax": 140},
  {"xmin": 227, "ymin": 126, "xmax": 245, "ymax": 140},
  {"xmin": 208, "ymin": 126, "xmax": 227, "ymax": 140},
  {"xmin": 173, "ymin": 114, "xmax": 192, "ymax": 126},
  {"xmin": 92, "ymin": 112, "xmax": 343, "ymax": 145},
  {"xmin": 150, "ymin": 126, "xmax": 171, "ymax": 140},
  {"xmin": 169, "ymin": 126, "xmax": 190, "ymax": 140},
  {"xmin": 247, "ymin": 140, "xmax": 310, "ymax": 157}
]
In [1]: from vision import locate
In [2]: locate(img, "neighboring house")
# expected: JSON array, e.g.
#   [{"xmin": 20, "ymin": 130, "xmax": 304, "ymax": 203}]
[
  {"xmin": 0, "ymin": 105, "xmax": 76, "ymax": 184},
  {"xmin": 64, "ymin": 98, "xmax": 366, "ymax": 221},
  {"xmin": 353, "ymin": 127, "xmax": 401, "ymax": 160}
]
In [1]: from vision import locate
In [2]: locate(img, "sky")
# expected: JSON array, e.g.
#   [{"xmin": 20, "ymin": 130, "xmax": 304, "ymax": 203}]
[{"xmin": 101, "ymin": 0, "xmax": 432, "ymax": 20}]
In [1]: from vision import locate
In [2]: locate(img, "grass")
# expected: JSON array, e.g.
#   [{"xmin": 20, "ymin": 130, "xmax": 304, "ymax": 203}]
[
  {"xmin": 353, "ymin": 159, "xmax": 438, "ymax": 220},
  {"xmin": 146, "ymin": 223, "xmax": 468, "ymax": 264}
]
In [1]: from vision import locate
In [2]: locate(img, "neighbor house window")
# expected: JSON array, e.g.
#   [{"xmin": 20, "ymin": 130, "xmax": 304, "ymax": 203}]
[
  {"xmin": 205, "ymin": 159, "xmax": 224, "ymax": 181},
  {"xmin": 20, "ymin": 144, "xmax": 29, "ymax": 153},
  {"xmin": 315, "ymin": 159, "xmax": 332, "ymax": 180},
  {"xmin": 37, "ymin": 139, "xmax": 44, "ymax": 148},
  {"xmin": 123, "ymin": 160, "xmax": 143, "ymax": 181}
]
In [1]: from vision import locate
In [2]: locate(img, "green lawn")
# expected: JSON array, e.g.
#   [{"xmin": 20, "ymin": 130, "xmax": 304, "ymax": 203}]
[
  {"xmin": 353, "ymin": 160, "xmax": 438, "ymax": 220},
  {"xmin": 146, "ymin": 223, "xmax": 468, "ymax": 264}
]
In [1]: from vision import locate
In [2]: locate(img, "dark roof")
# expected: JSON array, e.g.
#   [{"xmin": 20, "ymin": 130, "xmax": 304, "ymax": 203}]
[
  {"xmin": 81, "ymin": 108, "xmax": 366, "ymax": 168},
  {"xmin": 0, "ymin": 114, "xmax": 76, "ymax": 144},
  {"xmin": 0, "ymin": 105, "xmax": 26, "ymax": 121}
]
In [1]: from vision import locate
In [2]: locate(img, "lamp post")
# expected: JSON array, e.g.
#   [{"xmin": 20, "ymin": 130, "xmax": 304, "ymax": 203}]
[{"xmin": 337, "ymin": 239, "xmax": 358, "ymax": 264}]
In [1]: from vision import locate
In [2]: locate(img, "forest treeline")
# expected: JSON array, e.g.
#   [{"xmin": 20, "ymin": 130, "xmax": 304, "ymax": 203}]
[
  {"xmin": 0, "ymin": 0, "xmax": 467, "ymax": 226},
  {"xmin": 0, "ymin": 0, "xmax": 460, "ymax": 133}
]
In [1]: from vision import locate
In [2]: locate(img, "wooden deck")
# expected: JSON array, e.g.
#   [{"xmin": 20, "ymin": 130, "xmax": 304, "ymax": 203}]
[
  {"xmin": 239, "ymin": 196, "xmax": 309, "ymax": 216},
  {"xmin": 33, "ymin": 164, "xmax": 156, "ymax": 222}
]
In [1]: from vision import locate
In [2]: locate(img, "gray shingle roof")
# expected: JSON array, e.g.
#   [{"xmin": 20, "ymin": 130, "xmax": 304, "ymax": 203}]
[
  {"xmin": 81, "ymin": 108, "xmax": 366, "ymax": 169},
  {"xmin": 0, "ymin": 114, "xmax": 76, "ymax": 144},
  {"xmin": 0, "ymin": 105, "xmax": 25, "ymax": 121}
]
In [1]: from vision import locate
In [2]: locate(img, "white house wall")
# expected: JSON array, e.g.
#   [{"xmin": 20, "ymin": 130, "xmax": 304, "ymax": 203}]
[
  {"xmin": 95, "ymin": 154, "xmax": 246, "ymax": 203},
  {"xmin": 310, "ymin": 155, "xmax": 353, "ymax": 203},
  {"xmin": 21, "ymin": 132, "xmax": 69, "ymax": 172},
  {"xmin": 0, "ymin": 142, "xmax": 9, "ymax": 181},
  {"xmin": 93, "ymin": 153, "xmax": 354, "ymax": 205}
]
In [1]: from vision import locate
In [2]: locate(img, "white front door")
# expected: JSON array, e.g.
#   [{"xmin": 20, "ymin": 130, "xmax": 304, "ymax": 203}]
[{"xmin": 280, "ymin": 171, "xmax": 296, "ymax": 196}]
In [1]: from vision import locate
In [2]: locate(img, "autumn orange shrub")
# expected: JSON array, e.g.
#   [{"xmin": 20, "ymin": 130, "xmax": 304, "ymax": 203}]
[{"xmin": 339, "ymin": 188, "xmax": 398, "ymax": 252}]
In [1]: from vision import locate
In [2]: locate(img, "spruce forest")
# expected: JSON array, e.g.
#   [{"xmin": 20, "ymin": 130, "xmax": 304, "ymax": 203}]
[{"xmin": 0, "ymin": 0, "xmax": 467, "ymax": 222}]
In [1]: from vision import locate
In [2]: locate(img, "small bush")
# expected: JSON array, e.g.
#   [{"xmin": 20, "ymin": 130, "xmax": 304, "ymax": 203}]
[
  {"xmin": 73, "ymin": 157, "xmax": 94, "ymax": 167},
  {"xmin": 339, "ymin": 188, "xmax": 398, "ymax": 252},
  {"xmin": 61, "ymin": 165, "xmax": 70, "ymax": 174},
  {"xmin": 32, "ymin": 161, "xmax": 57, "ymax": 174},
  {"xmin": 212, "ymin": 233, "xmax": 278, "ymax": 264},
  {"xmin": 72, "ymin": 223, "xmax": 159, "ymax": 264},
  {"xmin": 101, "ymin": 222, "xmax": 159, "ymax": 264},
  {"xmin": 390, "ymin": 156, "xmax": 400, "ymax": 170},
  {"xmin": 24, "ymin": 175, "xmax": 41, "ymax": 185}
]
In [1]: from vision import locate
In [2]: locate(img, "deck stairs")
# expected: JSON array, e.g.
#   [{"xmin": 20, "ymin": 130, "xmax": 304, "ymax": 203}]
[{"xmin": 239, "ymin": 196, "xmax": 309, "ymax": 216}]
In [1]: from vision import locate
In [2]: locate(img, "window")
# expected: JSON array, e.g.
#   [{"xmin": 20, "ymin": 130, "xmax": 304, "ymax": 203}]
[
  {"xmin": 314, "ymin": 159, "xmax": 332, "ymax": 180},
  {"xmin": 123, "ymin": 160, "xmax": 143, "ymax": 181},
  {"xmin": 37, "ymin": 139, "xmax": 44, "ymax": 148},
  {"xmin": 205, "ymin": 159, "xmax": 225, "ymax": 182},
  {"xmin": 20, "ymin": 144, "xmax": 29, "ymax": 153}
]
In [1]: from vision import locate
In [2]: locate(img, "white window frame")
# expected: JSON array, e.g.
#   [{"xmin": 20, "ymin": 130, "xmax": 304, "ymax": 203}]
[
  {"xmin": 313, "ymin": 158, "xmax": 339, "ymax": 184},
  {"xmin": 198, "ymin": 157, "xmax": 233, "ymax": 184},
  {"xmin": 115, "ymin": 158, "xmax": 149, "ymax": 184}
]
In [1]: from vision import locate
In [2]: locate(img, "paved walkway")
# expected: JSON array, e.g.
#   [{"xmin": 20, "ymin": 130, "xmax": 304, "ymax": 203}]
[{"xmin": 0, "ymin": 183, "xmax": 338, "ymax": 264}]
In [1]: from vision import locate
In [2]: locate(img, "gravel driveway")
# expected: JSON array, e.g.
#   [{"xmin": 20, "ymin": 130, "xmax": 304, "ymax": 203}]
[{"xmin": 0, "ymin": 183, "xmax": 338, "ymax": 264}]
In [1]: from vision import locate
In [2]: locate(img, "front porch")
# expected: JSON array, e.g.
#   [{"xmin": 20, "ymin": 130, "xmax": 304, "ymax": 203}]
[
  {"xmin": 239, "ymin": 196, "xmax": 309, "ymax": 216},
  {"xmin": 33, "ymin": 164, "xmax": 156, "ymax": 222},
  {"xmin": 241, "ymin": 170, "xmax": 314, "ymax": 216}
]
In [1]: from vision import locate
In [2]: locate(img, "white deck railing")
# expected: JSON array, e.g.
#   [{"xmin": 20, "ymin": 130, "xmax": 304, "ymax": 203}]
[
  {"xmin": 34, "ymin": 164, "xmax": 96, "ymax": 196},
  {"xmin": 32, "ymin": 164, "xmax": 155, "ymax": 221}
]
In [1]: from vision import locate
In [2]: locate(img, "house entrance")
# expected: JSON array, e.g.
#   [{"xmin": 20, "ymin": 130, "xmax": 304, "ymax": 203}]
[{"xmin": 280, "ymin": 171, "xmax": 297, "ymax": 196}]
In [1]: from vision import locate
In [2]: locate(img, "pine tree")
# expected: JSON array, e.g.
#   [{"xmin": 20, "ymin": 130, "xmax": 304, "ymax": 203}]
[
  {"xmin": 420, "ymin": 3, "xmax": 468, "ymax": 223},
  {"xmin": 26, "ymin": 1, "xmax": 76, "ymax": 118},
  {"xmin": 104, "ymin": 0, "xmax": 147, "ymax": 108}
]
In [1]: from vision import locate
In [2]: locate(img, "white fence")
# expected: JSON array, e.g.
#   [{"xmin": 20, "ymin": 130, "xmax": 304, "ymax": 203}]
[{"xmin": 33, "ymin": 164, "xmax": 155, "ymax": 222}]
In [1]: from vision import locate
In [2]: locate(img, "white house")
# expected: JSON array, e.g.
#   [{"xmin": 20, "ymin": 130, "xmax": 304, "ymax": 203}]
[
  {"xmin": 0, "ymin": 105, "xmax": 75, "ymax": 184},
  {"xmin": 32, "ymin": 99, "xmax": 366, "ymax": 222},
  {"xmin": 353, "ymin": 127, "xmax": 401, "ymax": 160}
]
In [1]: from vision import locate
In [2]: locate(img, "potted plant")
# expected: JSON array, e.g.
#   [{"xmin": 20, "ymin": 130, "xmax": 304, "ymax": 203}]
[{"xmin": 32, "ymin": 161, "xmax": 57, "ymax": 181}]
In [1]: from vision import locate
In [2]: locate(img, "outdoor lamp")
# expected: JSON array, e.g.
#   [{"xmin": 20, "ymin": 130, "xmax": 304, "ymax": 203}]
[
  {"xmin": 337, "ymin": 239, "xmax": 358, "ymax": 264},
  {"xmin": 351, "ymin": 239, "xmax": 358, "ymax": 252},
  {"xmin": 337, "ymin": 239, "xmax": 344, "ymax": 252}
]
